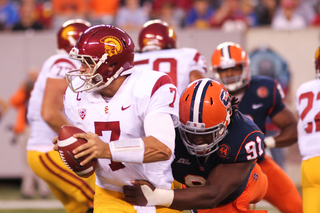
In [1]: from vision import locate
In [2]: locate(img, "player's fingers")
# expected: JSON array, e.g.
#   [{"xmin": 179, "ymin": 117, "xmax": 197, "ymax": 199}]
[
  {"xmin": 73, "ymin": 132, "xmax": 88, "ymax": 140},
  {"xmin": 52, "ymin": 136, "xmax": 58, "ymax": 144},
  {"xmin": 132, "ymin": 180, "xmax": 156, "ymax": 191},
  {"xmin": 73, "ymin": 142, "xmax": 90, "ymax": 155}
]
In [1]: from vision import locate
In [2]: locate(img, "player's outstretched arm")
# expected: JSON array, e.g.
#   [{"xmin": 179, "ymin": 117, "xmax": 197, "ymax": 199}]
[
  {"xmin": 266, "ymin": 106, "xmax": 298, "ymax": 148},
  {"xmin": 123, "ymin": 161, "xmax": 254, "ymax": 210}
]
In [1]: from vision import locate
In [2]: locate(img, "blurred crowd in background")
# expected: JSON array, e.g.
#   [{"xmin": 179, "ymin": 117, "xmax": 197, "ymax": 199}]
[{"xmin": 1, "ymin": 0, "xmax": 320, "ymax": 33}]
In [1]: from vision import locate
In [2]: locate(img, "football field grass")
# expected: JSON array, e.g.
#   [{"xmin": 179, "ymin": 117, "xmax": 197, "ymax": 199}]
[{"xmin": 0, "ymin": 179, "xmax": 293, "ymax": 213}]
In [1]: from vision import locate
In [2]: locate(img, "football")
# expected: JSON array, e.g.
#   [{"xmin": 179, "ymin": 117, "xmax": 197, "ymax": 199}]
[{"xmin": 57, "ymin": 125, "xmax": 97, "ymax": 178}]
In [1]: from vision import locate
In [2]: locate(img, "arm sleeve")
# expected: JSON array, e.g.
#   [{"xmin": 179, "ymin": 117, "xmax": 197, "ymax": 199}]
[{"xmin": 144, "ymin": 112, "xmax": 176, "ymax": 151}]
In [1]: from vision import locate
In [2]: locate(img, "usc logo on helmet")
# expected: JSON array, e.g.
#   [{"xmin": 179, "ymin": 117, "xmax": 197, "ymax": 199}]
[
  {"xmin": 61, "ymin": 26, "xmax": 76, "ymax": 40},
  {"xmin": 100, "ymin": 36, "xmax": 123, "ymax": 57}
]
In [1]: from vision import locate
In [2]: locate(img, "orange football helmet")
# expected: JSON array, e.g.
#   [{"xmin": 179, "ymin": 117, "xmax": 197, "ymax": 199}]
[
  {"xmin": 314, "ymin": 46, "xmax": 320, "ymax": 79},
  {"xmin": 179, "ymin": 78, "xmax": 232, "ymax": 156},
  {"xmin": 211, "ymin": 42, "xmax": 250, "ymax": 92}
]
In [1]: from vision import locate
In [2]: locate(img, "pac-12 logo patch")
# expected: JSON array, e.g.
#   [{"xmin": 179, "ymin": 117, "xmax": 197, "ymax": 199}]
[
  {"xmin": 217, "ymin": 143, "xmax": 230, "ymax": 159},
  {"xmin": 78, "ymin": 108, "xmax": 86, "ymax": 120}
]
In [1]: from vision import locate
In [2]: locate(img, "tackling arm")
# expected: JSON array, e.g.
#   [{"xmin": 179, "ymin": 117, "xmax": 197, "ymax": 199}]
[{"xmin": 123, "ymin": 161, "xmax": 254, "ymax": 210}]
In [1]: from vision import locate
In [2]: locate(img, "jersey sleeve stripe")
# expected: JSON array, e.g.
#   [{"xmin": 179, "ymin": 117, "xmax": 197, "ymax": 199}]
[
  {"xmin": 233, "ymin": 130, "xmax": 263, "ymax": 162},
  {"xmin": 150, "ymin": 74, "xmax": 174, "ymax": 98},
  {"xmin": 267, "ymin": 79, "xmax": 277, "ymax": 115},
  {"xmin": 193, "ymin": 52, "xmax": 201, "ymax": 62},
  {"xmin": 50, "ymin": 58, "xmax": 78, "ymax": 70},
  {"xmin": 134, "ymin": 59, "xmax": 149, "ymax": 65}
]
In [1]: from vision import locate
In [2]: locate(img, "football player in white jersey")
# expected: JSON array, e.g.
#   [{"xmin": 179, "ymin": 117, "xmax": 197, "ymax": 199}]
[
  {"xmin": 134, "ymin": 19, "xmax": 207, "ymax": 93},
  {"xmin": 296, "ymin": 46, "xmax": 320, "ymax": 213},
  {"xmin": 27, "ymin": 19, "xmax": 96, "ymax": 213},
  {"xmin": 53, "ymin": 25, "xmax": 182, "ymax": 213}
]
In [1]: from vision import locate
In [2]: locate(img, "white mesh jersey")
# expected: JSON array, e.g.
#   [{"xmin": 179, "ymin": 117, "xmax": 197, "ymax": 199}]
[
  {"xmin": 27, "ymin": 53, "xmax": 80, "ymax": 152},
  {"xmin": 134, "ymin": 48, "xmax": 207, "ymax": 93},
  {"xmin": 64, "ymin": 69, "xmax": 179, "ymax": 193},
  {"xmin": 296, "ymin": 79, "xmax": 320, "ymax": 160}
]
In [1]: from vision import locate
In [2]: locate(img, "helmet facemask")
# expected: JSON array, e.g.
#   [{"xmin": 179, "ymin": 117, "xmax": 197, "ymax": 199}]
[
  {"xmin": 179, "ymin": 110, "xmax": 231, "ymax": 157},
  {"xmin": 66, "ymin": 47, "xmax": 123, "ymax": 93},
  {"xmin": 214, "ymin": 64, "xmax": 251, "ymax": 93}
]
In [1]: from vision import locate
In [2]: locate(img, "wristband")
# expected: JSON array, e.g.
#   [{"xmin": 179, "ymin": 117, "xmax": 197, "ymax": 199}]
[
  {"xmin": 110, "ymin": 138, "xmax": 145, "ymax": 163},
  {"xmin": 141, "ymin": 185, "xmax": 174, "ymax": 207},
  {"xmin": 264, "ymin": 136, "xmax": 276, "ymax": 148}
]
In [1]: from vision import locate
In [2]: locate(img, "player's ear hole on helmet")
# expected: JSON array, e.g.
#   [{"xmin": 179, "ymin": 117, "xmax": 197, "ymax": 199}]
[{"xmin": 108, "ymin": 63, "xmax": 117, "ymax": 71}]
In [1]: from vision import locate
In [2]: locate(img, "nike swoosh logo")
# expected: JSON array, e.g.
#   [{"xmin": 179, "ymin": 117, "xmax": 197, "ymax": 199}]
[
  {"xmin": 252, "ymin": 104, "xmax": 263, "ymax": 109},
  {"xmin": 121, "ymin": 105, "xmax": 131, "ymax": 111}
]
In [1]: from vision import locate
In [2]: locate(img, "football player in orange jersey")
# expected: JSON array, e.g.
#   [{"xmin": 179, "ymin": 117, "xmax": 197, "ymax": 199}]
[
  {"xmin": 210, "ymin": 42, "xmax": 301, "ymax": 213},
  {"xmin": 123, "ymin": 79, "xmax": 268, "ymax": 213}
]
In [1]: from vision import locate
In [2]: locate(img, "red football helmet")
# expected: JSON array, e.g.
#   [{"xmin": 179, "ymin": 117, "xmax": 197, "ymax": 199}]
[
  {"xmin": 57, "ymin": 19, "xmax": 91, "ymax": 53},
  {"xmin": 314, "ymin": 46, "xmax": 320, "ymax": 79},
  {"xmin": 211, "ymin": 42, "xmax": 250, "ymax": 92},
  {"xmin": 66, "ymin": 25, "xmax": 135, "ymax": 92},
  {"xmin": 179, "ymin": 78, "xmax": 232, "ymax": 157},
  {"xmin": 138, "ymin": 19, "xmax": 177, "ymax": 52}
]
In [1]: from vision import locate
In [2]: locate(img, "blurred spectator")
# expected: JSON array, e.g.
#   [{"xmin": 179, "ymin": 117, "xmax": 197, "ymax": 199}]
[
  {"xmin": 255, "ymin": 0, "xmax": 279, "ymax": 26},
  {"xmin": 51, "ymin": 0, "xmax": 88, "ymax": 30},
  {"xmin": 184, "ymin": 0, "xmax": 215, "ymax": 29},
  {"xmin": 33, "ymin": 0, "xmax": 52, "ymax": 29},
  {"xmin": 271, "ymin": 0, "xmax": 307, "ymax": 30},
  {"xmin": 210, "ymin": 0, "xmax": 248, "ymax": 32},
  {"xmin": 294, "ymin": 0, "xmax": 315, "ymax": 25},
  {"xmin": 88, "ymin": 0, "xmax": 120, "ymax": 25},
  {"xmin": 10, "ymin": 69, "xmax": 50, "ymax": 199},
  {"xmin": 155, "ymin": 2, "xmax": 184, "ymax": 28},
  {"xmin": 0, "ymin": 0, "xmax": 20, "ymax": 31},
  {"xmin": 311, "ymin": 1, "xmax": 320, "ymax": 25},
  {"xmin": 152, "ymin": 0, "xmax": 192, "ymax": 27},
  {"xmin": 208, "ymin": 0, "xmax": 223, "ymax": 10},
  {"xmin": 114, "ymin": 0, "xmax": 149, "ymax": 30},
  {"xmin": 12, "ymin": 0, "xmax": 44, "ymax": 31},
  {"xmin": 240, "ymin": 0, "xmax": 259, "ymax": 27}
]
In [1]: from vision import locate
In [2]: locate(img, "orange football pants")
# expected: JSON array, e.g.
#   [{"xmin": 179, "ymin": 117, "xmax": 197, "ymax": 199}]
[
  {"xmin": 258, "ymin": 154, "xmax": 302, "ymax": 213},
  {"xmin": 196, "ymin": 163, "xmax": 268, "ymax": 213}
]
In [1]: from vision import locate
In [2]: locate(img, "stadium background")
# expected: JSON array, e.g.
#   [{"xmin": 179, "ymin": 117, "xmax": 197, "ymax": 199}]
[{"xmin": 0, "ymin": 26, "xmax": 315, "ymax": 212}]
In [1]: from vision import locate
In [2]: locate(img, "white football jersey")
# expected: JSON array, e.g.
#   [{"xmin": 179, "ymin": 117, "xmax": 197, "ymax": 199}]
[
  {"xmin": 27, "ymin": 53, "xmax": 80, "ymax": 152},
  {"xmin": 64, "ymin": 69, "xmax": 179, "ymax": 193},
  {"xmin": 134, "ymin": 48, "xmax": 207, "ymax": 93},
  {"xmin": 296, "ymin": 79, "xmax": 320, "ymax": 160}
]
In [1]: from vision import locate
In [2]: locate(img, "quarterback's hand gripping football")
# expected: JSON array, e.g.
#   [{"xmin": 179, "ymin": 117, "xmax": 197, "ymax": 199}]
[{"xmin": 72, "ymin": 132, "xmax": 111, "ymax": 166}]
